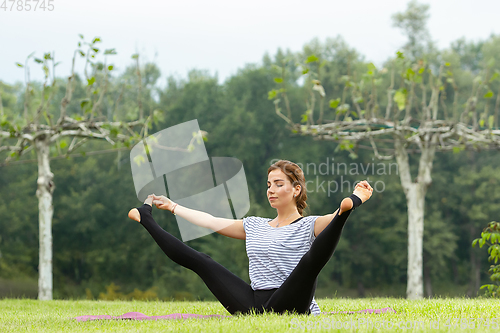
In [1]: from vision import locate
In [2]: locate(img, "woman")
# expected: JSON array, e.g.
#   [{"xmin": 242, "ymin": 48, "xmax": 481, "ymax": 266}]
[{"xmin": 128, "ymin": 160, "xmax": 373, "ymax": 315}]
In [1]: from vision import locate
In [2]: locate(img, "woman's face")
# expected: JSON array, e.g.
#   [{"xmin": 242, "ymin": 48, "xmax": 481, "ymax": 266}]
[{"xmin": 267, "ymin": 169, "xmax": 299, "ymax": 208}]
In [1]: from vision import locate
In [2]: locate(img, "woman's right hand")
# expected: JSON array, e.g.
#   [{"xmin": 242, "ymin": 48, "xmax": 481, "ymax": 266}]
[{"xmin": 152, "ymin": 194, "xmax": 175, "ymax": 212}]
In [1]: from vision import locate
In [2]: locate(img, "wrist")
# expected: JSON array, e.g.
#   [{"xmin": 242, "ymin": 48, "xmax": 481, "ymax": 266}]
[{"xmin": 170, "ymin": 203, "xmax": 179, "ymax": 215}]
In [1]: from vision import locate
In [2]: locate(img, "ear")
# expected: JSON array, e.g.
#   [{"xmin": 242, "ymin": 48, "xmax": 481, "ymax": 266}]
[{"xmin": 295, "ymin": 185, "xmax": 301, "ymax": 197}]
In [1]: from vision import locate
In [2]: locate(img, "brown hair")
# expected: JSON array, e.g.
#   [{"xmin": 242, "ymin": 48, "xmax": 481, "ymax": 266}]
[{"xmin": 267, "ymin": 160, "xmax": 308, "ymax": 216}]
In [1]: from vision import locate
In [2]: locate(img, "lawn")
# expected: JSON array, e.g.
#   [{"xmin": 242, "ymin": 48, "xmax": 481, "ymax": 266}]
[{"xmin": 1, "ymin": 297, "xmax": 499, "ymax": 332}]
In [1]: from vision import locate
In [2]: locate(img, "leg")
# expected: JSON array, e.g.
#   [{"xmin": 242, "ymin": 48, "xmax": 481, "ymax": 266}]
[
  {"xmin": 131, "ymin": 202, "xmax": 255, "ymax": 314},
  {"xmin": 265, "ymin": 199, "xmax": 357, "ymax": 314}
]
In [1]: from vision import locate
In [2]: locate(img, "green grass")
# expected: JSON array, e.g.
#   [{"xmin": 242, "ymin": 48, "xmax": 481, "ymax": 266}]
[{"xmin": 1, "ymin": 297, "xmax": 499, "ymax": 332}]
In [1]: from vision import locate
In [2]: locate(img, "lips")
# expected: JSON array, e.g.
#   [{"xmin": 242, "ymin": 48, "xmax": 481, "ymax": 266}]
[{"xmin": 269, "ymin": 197, "xmax": 277, "ymax": 200}]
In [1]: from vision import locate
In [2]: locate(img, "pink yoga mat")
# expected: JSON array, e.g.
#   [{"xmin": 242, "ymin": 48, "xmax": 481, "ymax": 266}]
[{"xmin": 73, "ymin": 307, "xmax": 396, "ymax": 322}]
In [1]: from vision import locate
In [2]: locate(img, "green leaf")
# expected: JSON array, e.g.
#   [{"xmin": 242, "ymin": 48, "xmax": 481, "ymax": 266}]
[
  {"xmin": 489, "ymin": 72, "xmax": 499, "ymax": 82},
  {"xmin": 131, "ymin": 54, "xmax": 139, "ymax": 60},
  {"xmin": 301, "ymin": 114, "xmax": 308, "ymax": 123},
  {"xmin": 80, "ymin": 98, "xmax": 91, "ymax": 110},
  {"xmin": 367, "ymin": 63, "xmax": 376, "ymax": 72},
  {"xmin": 472, "ymin": 239, "xmax": 479, "ymax": 247},
  {"xmin": 302, "ymin": 68, "xmax": 309, "ymax": 75},
  {"xmin": 92, "ymin": 37, "xmax": 101, "ymax": 44},
  {"xmin": 393, "ymin": 89, "xmax": 407, "ymax": 111},
  {"xmin": 133, "ymin": 154, "xmax": 145, "ymax": 166},
  {"xmin": 104, "ymin": 48, "xmax": 117, "ymax": 55},
  {"xmin": 329, "ymin": 98, "xmax": 340, "ymax": 109},
  {"xmin": 484, "ymin": 91, "xmax": 494, "ymax": 99},
  {"xmin": 405, "ymin": 68, "xmax": 415, "ymax": 80},
  {"xmin": 108, "ymin": 65, "xmax": 114, "ymax": 71},
  {"xmin": 59, "ymin": 140, "xmax": 68, "ymax": 149},
  {"xmin": 274, "ymin": 77, "xmax": 283, "ymax": 83},
  {"xmin": 305, "ymin": 55, "xmax": 319, "ymax": 63},
  {"xmin": 354, "ymin": 96, "xmax": 364, "ymax": 104},
  {"xmin": 79, "ymin": 51, "xmax": 85, "ymax": 57},
  {"xmin": 87, "ymin": 77, "xmax": 96, "ymax": 86},
  {"xmin": 79, "ymin": 34, "xmax": 84, "ymax": 39},
  {"xmin": 489, "ymin": 115, "xmax": 495, "ymax": 129},
  {"xmin": 44, "ymin": 53, "xmax": 52, "ymax": 60},
  {"xmin": 34, "ymin": 58, "xmax": 43, "ymax": 64},
  {"xmin": 92, "ymin": 48, "xmax": 99, "ymax": 53},
  {"xmin": 445, "ymin": 62, "xmax": 451, "ymax": 67},
  {"xmin": 15, "ymin": 62, "xmax": 24, "ymax": 68},
  {"xmin": 418, "ymin": 67, "xmax": 425, "ymax": 74},
  {"xmin": 268, "ymin": 90, "xmax": 277, "ymax": 100},
  {"xmin": 480, "ymin": 119, "xmax": 485, "ymax": 127},
  {"xmin": 396, "ymin": 51, "xmax": 404, "ymax": 59}
]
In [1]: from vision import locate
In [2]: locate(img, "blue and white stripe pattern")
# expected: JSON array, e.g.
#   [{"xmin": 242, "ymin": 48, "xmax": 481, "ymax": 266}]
[{"xmin": 243, "ymin": 215, "xmax": 321, "ymax": 315}]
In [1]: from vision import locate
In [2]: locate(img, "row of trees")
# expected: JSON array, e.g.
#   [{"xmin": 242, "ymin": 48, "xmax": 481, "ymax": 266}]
[
  {"xmin": 270, "ymin": 0, "xmax": 500, "ymax": 299},
  {"xmin": 1, "ymin": 1, "xmax": 499, "ymax": 300}
]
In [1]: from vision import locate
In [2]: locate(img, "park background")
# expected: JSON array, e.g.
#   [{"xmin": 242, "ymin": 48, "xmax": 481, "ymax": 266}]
[{"xmin": 1, "ymin": 0, "xmax": 499, "ymax": 303}]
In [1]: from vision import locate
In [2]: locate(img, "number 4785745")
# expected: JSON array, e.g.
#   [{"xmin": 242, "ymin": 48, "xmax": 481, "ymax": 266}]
[{"xmin": 1, "ymin": 0, "xmax": 55, "ymax": 11}]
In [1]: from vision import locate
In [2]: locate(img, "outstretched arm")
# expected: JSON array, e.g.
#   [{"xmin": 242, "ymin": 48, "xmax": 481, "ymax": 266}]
[
  {"xmin": 151, "ymin": 194, "xmax": 246, "ymax": 240},
  {"xmin": 314, "ymin": 180, "xmax": 373, "ymax": 237}
]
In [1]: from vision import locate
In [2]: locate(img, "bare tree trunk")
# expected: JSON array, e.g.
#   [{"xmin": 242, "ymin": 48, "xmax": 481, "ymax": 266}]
[
  {"xmin": 35, "ymin": 134, "xmax": 55, "ymax": 300},
  {"xmin": 395, "ymin": 136, "xmax": 421, "ymax": 299},
  {"xmin": 405, "ymin": 182, "xmax": 425, "ymax": 299},
  {"xmin": 395, "ymin": 133, "xmax": 436, "ymax": 299}
]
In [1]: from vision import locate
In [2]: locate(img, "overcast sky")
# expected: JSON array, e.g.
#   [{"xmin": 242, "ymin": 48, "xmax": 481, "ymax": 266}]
[{"xmin": 0, "ymin": 0, "xmax": 498, "ymax": 86}]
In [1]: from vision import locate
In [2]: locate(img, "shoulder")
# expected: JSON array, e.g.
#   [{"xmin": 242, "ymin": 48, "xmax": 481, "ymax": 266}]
[
  {"xmin": 301, "ymin": 215, "xmax": 321, "ymax": 224},
  {"xmin": 243, "ymin": 216, "xmax": 270, "ymax": 229},
  {"xmin": 314, "ymin": 213, "xmax": 336, "ymax": 226}
]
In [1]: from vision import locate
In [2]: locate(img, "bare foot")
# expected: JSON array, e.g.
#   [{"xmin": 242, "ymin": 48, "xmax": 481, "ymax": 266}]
[
  {"xmin": 339, "ymin": 181, "xmax": 373, "ymax": 215},
  {"xmin": 339, "ymin": 197, "xmax": 353, "ymax": 216},
  {"xmin": 128, "ymin": 195, "xmax": 154, "ymax": 222},
  {"xmin": 353, "ymin": 180, "xmax": 373, "ymax": 203}
]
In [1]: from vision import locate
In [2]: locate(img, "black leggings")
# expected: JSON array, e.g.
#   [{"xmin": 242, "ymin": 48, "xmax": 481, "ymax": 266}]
[{"xmin": 136, "ymin": 204, "xmax": 354, "ymax": 315}]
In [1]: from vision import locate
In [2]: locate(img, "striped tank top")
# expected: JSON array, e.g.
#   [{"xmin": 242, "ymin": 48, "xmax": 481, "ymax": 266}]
[{"xmin": 242, "ymin": 215, "xmax": 321, "ymax": 315}]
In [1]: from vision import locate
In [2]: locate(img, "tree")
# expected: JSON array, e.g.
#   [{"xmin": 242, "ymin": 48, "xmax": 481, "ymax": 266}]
[
  {"xmin": 269, "ymin": 10, "xmax": 500, "ymax": 299},
  {"xmin": 0, "ymin": 36, "xmax": 155, "ymax": 300}
]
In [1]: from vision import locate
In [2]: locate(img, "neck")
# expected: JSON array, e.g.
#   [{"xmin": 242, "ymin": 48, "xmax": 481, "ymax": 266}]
[{"xmin": 276, "ymin": 206, "xmax": 301, "ymax": 222}]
